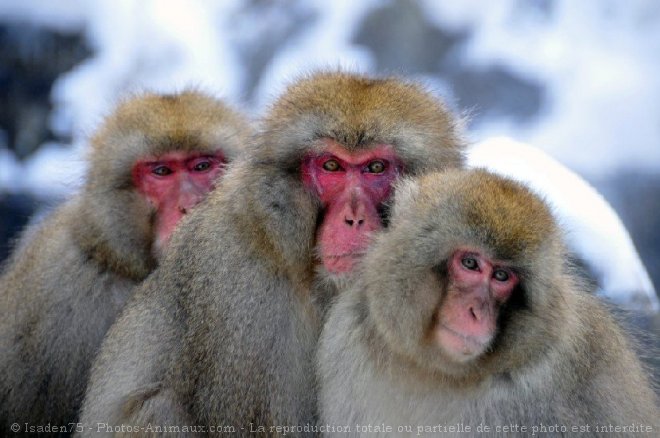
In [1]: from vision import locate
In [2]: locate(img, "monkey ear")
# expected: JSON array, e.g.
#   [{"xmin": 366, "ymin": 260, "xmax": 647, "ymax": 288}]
[{"xmin": 390, "ymin": 177, "xmax": 422, "ymax": 224}]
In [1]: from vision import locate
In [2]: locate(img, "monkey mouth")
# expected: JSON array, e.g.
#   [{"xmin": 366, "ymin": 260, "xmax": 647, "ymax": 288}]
[
  {"xmin": 322, "ymin": 252, "xmax": 367, "ymax": 274},
  {"xmin": 437, "ymin": 323, "xmax": 489, "ymax": 362},
  {"xmin": 326, "ymin": 252, "xmax": 367, "ymax": 259}
]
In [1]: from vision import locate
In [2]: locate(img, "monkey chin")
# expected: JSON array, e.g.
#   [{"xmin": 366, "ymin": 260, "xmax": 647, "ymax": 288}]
[
  {"xmin": 314, "ymin": 244, "xmax": 367, "ymax": 290},
  {"xmin": 315, "ymin": 262, "xmax": 361, "ymax": 292},
  {"xmin": 435, "ymin": 323, "xmax": 491, "ymax": 364},
  {"xmin": 321, "ymin": 251, "xmax": 368, "ymax": 274}
]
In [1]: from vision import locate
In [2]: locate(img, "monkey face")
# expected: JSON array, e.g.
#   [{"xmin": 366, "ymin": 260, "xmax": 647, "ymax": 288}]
[
  {"xmin": 432, "ymin": 248, "xmax": 518, "ymax": 363},
  {"xmin": 302, "ymin": 139, "xmax": 403, "ymax": 275},
  {"xmin": 132, "ymin": 150, "xmax": 227, "ymax": 256}
]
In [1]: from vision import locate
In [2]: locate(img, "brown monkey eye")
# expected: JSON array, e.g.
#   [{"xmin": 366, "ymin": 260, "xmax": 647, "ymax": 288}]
[
  {"xmin": 493, "ymin": 269, "xmax": 509, "ymax": 282},
  {"xmin": 322, "ymin": 159, "xmax": 341, "ymax": 172},
  {"xmin": 152, "ymin": 165, "xmax": 173, "ymax": 176},
  {"xmin": 461, "ymin": 256, "xmax": 478, "ymax": 270},
  {"xmin": 367, "ymin": 160, "xmax": 385, "ymax": 174},
  {"xmin": 193, "ymin": 161, "xmax": 211, "ymax": 172}
]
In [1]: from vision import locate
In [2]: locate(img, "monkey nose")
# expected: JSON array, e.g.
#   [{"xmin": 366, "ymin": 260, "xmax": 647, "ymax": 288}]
[
  {"xmin": 344, "ymin": 216, "xmax": 365, "ymax": 227},
  {"xmin": 467, "ymin": 300, "xmax": 488, "ymax": 322}
]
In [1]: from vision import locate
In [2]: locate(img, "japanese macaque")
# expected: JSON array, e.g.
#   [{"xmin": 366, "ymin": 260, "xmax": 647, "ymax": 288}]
[
  {"xmin": 0, "ymin": 90, "xmax": 251, "ymax": 433},
  {"xmin": 318, "ymin": 169, "xmax": 659, "ymax": 436},
  {"xmin": 77, "ymin": 71, "xmax": 464, "ymax": 434}
]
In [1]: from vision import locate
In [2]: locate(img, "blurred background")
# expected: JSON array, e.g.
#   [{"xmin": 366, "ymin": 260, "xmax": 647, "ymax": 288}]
[{"xmin": 0, "ymin": 0, "xmax": 658, "ymax": 354}]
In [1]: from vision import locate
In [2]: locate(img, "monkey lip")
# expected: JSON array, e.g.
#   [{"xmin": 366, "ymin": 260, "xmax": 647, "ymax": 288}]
[
  {"xmin": 437, "ymin": 323, "xmax": 489, "ymax": 361},
  {"xmin": 326, "ymin": 252, "xmax": 367, "ymax": 259},
  {"xmin": 323, "ymin": 252, "xmax": 367, "ymax": 274}
]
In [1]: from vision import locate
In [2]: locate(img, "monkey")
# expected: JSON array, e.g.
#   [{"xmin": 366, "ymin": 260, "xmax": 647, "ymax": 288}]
[
  {"xmin": 317, "ymin": 168, "xmax": 659, "ymax": 437},
  {"xmin": 76, "ymin": 71, "xmax": 465, "ymax": 435},
  {"xmin": 0, "ymin": 90, "xmax": 252, "ymax": 434}
]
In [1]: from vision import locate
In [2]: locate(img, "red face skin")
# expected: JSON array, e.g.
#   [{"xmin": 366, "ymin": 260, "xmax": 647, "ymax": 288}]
[
  {"xmin": 435, "ymin": 248, "xmax": 518, "ymax": 363},
  {"xmin": 302, "ymin": 140, "xmax": 403, "ymax": 274},
  {"xmin": 132, "ymin": 151, "xmax": 226, "ymax": 255}
]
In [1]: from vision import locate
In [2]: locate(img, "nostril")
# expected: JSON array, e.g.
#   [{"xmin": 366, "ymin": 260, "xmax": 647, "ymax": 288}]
[
  {"xmin": 344, "ymin": 218, "xmax": 354, "ymax": 226},
  {"xmin": 358, "ymin": 219, "xmax": 364, "ymax": 225},
  {"xmin": 469, "ymin": 307, "xmax": 478, "ymax": 321}
]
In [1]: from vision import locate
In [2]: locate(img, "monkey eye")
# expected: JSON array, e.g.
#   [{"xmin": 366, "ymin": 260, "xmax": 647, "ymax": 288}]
[
  {"xmin": 322, "ymin": 159, "xmax": 341, "ymax": 172},
  {"xmin": 493, "ymin": 269, "xmax": 510, "ymax": 282},
  {"xmin": 152, "ymin": 165, "xmax": 173, "ymax": 176},
  {"xmin": 461, "ymin": 256, "xmax": 478, "ymax": 270},
  {"xmin": 193, "ymin": 160, "xmax": 211, "ymax": 172},
  {"xmin": 366, "ymin": 160, "xmax": 386, "ymax": 174}
]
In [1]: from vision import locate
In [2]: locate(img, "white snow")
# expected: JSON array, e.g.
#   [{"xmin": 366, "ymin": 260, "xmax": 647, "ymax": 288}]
[
  {"xmin": 249, "ymin": 0, "xmax": 377, "ymax": 110},
  {"xmin": 0, "ymin": 147, "xmax": 19, "ymax": 191},
  {"xmin": 421, "ymin": 0, "xmax": 660, "ymax": 174},
  {"xmin": 50, "ymin": 0, "xmax": 246, "ymax": 140},
  {"xmin": 0, "ymin": 143, "xmax": 83, "ymax": 196}
]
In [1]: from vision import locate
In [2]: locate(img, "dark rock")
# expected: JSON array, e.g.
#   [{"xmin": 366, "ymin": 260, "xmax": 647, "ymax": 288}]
[
  {"xmin": 353, "ymin": 0, "xmax": 544, "ymax": 126},
  {"xmin": 0, "ymin": 192, "xmax": 39, "ymax": 263},
  {"xmin": 0, "ymin": 22, "xmax": 90, "ymax": 160},
  {"xmin": 234, "ymin": 0, "xmax": 317, "ymax": 102},
  {"xmin": 354, "ymin": 0, "xmax": 465, "ymax": 75},
  {"xmin": 445, "ymin": 65, "xmax": 545, "ymax": 125}
]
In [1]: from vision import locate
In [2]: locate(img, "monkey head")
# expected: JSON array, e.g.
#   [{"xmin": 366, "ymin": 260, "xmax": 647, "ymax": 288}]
[
  {"xmin": 77, "ymin": 90, "xmax": 251, "ymax": 279},
  {"xmin": 362, "ymin": 169, "xmax": 567, "ymax": 381},
  {"xmin": 256, "ymin": 71, "xmax": 464, "ymax": 282}
]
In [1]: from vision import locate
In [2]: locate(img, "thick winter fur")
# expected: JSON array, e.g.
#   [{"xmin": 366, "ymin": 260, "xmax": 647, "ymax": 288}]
[
  {"xmin": 0, "ymin": 90, "xmax": 250, "ymax": 434},
  {"xmin": 77, "ymin": 71, "xmax": 464, "ymax": 435},
  {"xmin": 318, "ymin": 169, "xmax": 659, "ymax": 437}
]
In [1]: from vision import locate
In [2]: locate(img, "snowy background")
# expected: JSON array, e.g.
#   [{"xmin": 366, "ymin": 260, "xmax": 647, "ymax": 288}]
[
  {"xmin": 2, "ymin": 0, "xmax": 660, "ymax": 188},
  {"xmin": 0, "ymin": 0, "xmax": 659, "ymax": 365}
]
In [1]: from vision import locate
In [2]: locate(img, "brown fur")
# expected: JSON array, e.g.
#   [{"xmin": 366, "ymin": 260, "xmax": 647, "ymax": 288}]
[
  {"xmin": 77, "ymin": 71, "xmax": 464, "ymax": 436},
  {"xmin": 0, "ymin": 90, "xmax": 250, "ymax": 434},
  {"xmin": 318, "ymin": 169, "xmax": 659, "ymax": 437}
]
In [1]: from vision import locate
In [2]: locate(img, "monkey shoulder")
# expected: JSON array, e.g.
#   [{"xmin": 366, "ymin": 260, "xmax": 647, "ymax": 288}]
[
  {"xmin": 78, "ymin": 276, "xmax": 189, "ymax": 429},
  {"xmin": 542, "ymin": 292, "xmax": 658, "ymax": 422},
  {"xmin": 2, "ymin": 199, "xmax": 131, "ymax": 308},
  {"xmin": 0, "ymin": 199, "xmax": 140, "ymax": 426}
]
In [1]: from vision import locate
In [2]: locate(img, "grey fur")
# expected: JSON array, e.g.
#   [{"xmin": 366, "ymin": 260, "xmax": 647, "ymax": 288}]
[
  {"xmin": 318, "ymin": 169, "xmax": 659, "ymax": 437},
  {"xmin": 0, "ymin": 90, "xmax": 250, "ymax": 434},
  {"xmin": 77, "ymin": 71, "xmax": 464, "ymax": 435}
]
